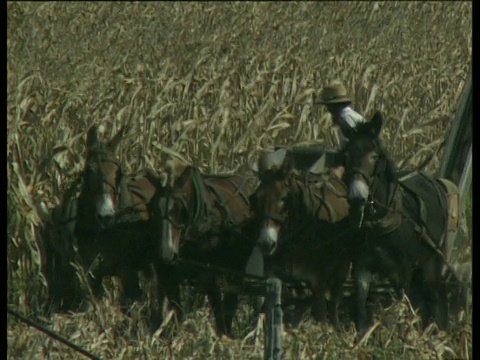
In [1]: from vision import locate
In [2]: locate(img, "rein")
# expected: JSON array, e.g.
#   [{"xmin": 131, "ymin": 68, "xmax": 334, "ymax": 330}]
[
  {"xmin": 350, "ymin": 156, "xmax": 392, "ymax": 225},
  {"xmin": 81, "ymin": 150, "xmax": 132, "ymax": 218},
  {"xmin": 85, "ymin": 154, "xmax": 121, "ymax": 190},
  {"xmin": 173, "ymin": 255, "xmax": 313, "ymax": 293},
  {"xmin": 368, "ymin": 196, "xmax": 462, "ymax": 280}
]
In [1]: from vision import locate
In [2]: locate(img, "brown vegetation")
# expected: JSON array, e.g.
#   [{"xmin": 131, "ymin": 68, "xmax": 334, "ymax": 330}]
[{"xmin": 7, "ymin": 2, "xmax": 471, "ymax": 359}]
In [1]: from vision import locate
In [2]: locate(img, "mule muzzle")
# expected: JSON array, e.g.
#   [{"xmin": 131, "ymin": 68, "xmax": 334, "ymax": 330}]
[
  {"xmin": 96, "ymin": 214, "xmax": 115, "ymax": 229},
  {"xmin": 257, "ymin": 237, "xmax": 277, "ymax": 256},
  {"xmin": 161, "ymin": 248, "xmax": 179, "ymax": 264}
]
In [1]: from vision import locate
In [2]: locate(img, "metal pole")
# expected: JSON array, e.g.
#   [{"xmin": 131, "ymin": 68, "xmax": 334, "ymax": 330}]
[
  {"xmin": 264, "ymin": 277, "xmax": 283, "ymax": 360},
  {"xmin": 438, "ymin": 69, "xmax": 472, "ymax": 185},
  {"xmin": 458, "ymin": 144, "xmax": 472, "ymax": 212}
]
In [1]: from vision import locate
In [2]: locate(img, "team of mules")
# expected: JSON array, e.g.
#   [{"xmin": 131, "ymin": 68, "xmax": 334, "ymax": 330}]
[
  {"xmin": 41, "ymin": 120, "xmax": 463, "ymax": 337},
  {"xmin": 41, "ymin": 125, "xmax": 262, "ymax": 336}
]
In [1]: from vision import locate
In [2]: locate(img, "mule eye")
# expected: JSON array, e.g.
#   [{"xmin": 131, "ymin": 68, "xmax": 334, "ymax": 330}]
[
  {"xmin": 248, "ymin": 194, "xmax": 258, "ymax": 209},
  {"xmin": 173, "ymin": 203, "xmax": 187, "ymax": 218},
  {"xmin": 115, "ymin": 169, "xmax": 122, "ymax": 184},
  {"xmin": 85, "ymin": 167, "xmax": 96, "ymax": 181},
  {"xmin": 370, "ymin": 153, "xmax": 379, "ymax": 161}
]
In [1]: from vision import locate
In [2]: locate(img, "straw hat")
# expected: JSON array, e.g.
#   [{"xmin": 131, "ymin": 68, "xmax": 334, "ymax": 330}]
[{"xmin": 317, "ymin": 82, "xmax": 351, "ymax": 105}]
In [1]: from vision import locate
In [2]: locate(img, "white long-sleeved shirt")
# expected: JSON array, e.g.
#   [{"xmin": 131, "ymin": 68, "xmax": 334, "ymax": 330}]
[
  {"xmin": 338, "ymin": 106, "xmax": 368, "ymax": 131},
  {"xmin": 336, "ymin": 106, "xmax": 368, "ymax": 146}
]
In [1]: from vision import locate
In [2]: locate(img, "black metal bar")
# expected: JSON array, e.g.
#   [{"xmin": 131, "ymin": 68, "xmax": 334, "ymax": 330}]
[
  {"xmin": 177, "ymin": 257, "xmax": 266, "ymax": 282},
  {"xmin": 7, "ymin": 307, "xmax": 103, "ymax": 360},
  {"xmin": 274, "ymin": 145, "xmax": 343, "ymax": 172},
  {"xmin": 438, "ymin": 69, "xmax": 472, "ymax": 186},
  {"xmin": 264, "ymin": 277, "xmax": 283, "ymax": 360}
]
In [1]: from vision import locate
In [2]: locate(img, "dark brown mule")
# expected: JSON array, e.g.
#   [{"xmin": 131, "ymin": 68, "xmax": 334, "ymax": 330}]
[
  {"xmin": 72, "ymin": 125, "xmax": 157, "ymax": 306},
  {"xmin": 149, "ymin": 161, "xmax": 259, "ymax": 337},
  {"xmin": 341, "ymin": 114, "xmax": 459, "ymax": 334},
  {"xmin": 250, "ymin": 149, "xmax": 351, "ymax": 328}
]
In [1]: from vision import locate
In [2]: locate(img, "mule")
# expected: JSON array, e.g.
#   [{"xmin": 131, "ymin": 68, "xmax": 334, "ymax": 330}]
[
  {"xmin": 341, "ymin": 114, "xmax": 458, "ymax": 334},
  {"xmin": 72, "ymin": 125, "xmax": 157, "ymax": 306},
  {"xmin": 250, "ymin": 149, "xmax": 351, "ymax": 328},
  {"xmin": 150, "ymin": 161, "xmax": 259, "ymax": 337}
]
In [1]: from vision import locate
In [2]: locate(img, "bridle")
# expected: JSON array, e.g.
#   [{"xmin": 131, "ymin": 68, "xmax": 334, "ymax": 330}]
[
  {"xmin": 158, "ymin": 192, "xmax": 189, "ymax": 230},
  {"xmin": 347, "ymin": 153, "xmax": 388, "ymax": 217},
  {"xmin": 83, "ymin": 150, "xmax": 125, "ymax": 211},
  {"xmin": 254, "ymin": 177, "xmax": 291, "ymax": 225},
  {"xmin": 256, "ymin": 171, "xmax": 350, "ymax": 257},
  {"xmin": 262, "ymin": 212, "xmax": 288, "ymax": 224},
  {"xmin": 255, "ymin": 174, "xmax": 310, "ymax": 232},
  {"xmin": 157, "ymin": 171, "xmax": 207, "ymax": 237}
]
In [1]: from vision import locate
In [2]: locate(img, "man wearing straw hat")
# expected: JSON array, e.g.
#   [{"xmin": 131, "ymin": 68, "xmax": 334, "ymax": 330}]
[
  {"xmin": 314, "ymin": 81, "xmax": 376, "ymax": 179},
  {"xmin": 317, "ymin": 81, "xmax": 369, "ymax": 146}
]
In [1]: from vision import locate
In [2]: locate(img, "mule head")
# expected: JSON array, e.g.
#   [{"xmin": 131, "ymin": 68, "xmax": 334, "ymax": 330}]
[
  {"xmin": 83, "ymin": 125, "xmax": 126, "ymax": 228},
  {"xmin": 342, "ymin": 113, "xmax": 393, "ymax": 227},
  {"xmin": 155, "ymin": 160, "xmax": 194, "ymax": 263},
  {"xmin": 251, "ymin": 149, "xmax": 297, "ymax": 256}
]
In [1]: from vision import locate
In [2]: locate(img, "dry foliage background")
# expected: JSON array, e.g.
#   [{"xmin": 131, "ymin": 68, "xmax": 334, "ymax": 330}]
[{"xmin": 7, "ymin": 2, "xmax": 472, "ymax": 359}]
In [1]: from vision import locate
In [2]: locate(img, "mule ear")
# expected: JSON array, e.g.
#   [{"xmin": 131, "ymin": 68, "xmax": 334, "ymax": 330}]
[
  {"xmin": 330, "ymin": 165, "xmax": 345, "ymax": 180},
  {"xmin": 165, "ymin": 159, "xmax": 176, "ymax": 188},
  {"xmin": 165, "ymin": 159, "xmax": 189, "ymax": 188},
  {"xmin": 86, "ymin": 125, "xmax": 99, "ymax": 150},
  {"xmin": 145, "ymin": 168, "xmax": 168, "ymax": 189},
  {"xmin": 158, "ymin": 172, "xmax": 168, "ymax": 188},
  {"xmin": 107, "ymin": 126, "xmax": 126, "ymax": 152},
  {"xmin": 249, "ymin": 157, "xmax": 259, "ymax": 174},
  {"xmin": 266, "ymin": 148, "xmax": 288, "ymax": 172},
  {"xmin": 256, "ymin": 151, "xmax": 270, "ymax": 176},
  {"xmin": 280, "ymin": 151, "xmax": 295, "ymax": 176},
  {"xmin": 175, "ymin": 165, "xmax": 195, "ymax": 189},
  {"xmin": 144, "ymin": 168, "xmax": 159, "ymax": 185},
  {"xmin": 370, "ymin": 111, "xmax": 383, "ymax": 138},
  {"xmin": 308, "ymin": 154, "xmax": 327, "ymax": 175}
]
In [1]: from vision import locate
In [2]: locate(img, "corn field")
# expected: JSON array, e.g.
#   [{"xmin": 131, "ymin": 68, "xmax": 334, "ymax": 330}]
[{"xmin": 7, "ymin": 2, "xmax": 472, "ymax": 359}]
